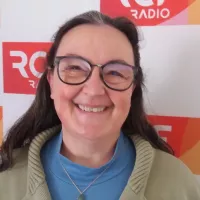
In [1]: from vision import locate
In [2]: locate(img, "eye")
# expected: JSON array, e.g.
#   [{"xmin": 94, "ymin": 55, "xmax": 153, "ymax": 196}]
[
  {"xmin": 67, "ymin": 65, "xmax": 82, "ymax": 70},
  {"xmin": 108, "ymin": 70, "xmax": 124, "ymax": 77}
]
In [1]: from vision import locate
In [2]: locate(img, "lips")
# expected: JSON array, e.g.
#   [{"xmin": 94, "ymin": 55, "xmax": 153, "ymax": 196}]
[
  {"xmin": 73, "ymin": 101, "xmax": 109, "ymax": 113},
  {"xmin": 77, "ymin": 104, "xmax": 106, "ymax": 112}
]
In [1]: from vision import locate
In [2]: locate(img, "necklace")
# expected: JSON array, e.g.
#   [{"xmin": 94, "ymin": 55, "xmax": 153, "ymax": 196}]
[{"xmin": 59, "ymin": 155, "xmax": 115, "ymax": 200}]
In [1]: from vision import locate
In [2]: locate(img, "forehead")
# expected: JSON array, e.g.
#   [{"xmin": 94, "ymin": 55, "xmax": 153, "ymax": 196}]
[{"xmin": 56, "ymin": 24, "xmax": 134, "ymax": 65}]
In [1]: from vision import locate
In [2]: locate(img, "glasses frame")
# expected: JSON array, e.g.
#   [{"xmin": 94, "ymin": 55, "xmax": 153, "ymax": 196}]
[{"xmin": 54, "ymin": 55, "xmax": 137, "ymax": 91}]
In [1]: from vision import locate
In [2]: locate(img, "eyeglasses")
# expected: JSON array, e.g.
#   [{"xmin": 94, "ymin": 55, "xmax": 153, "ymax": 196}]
[{"xmin": 54, "ymin": 55, "xmax": 137, "ymax": 91}]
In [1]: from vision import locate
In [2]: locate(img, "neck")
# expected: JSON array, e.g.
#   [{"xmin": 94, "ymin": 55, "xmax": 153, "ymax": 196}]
[{"xmin": 60, "ymin": 129, "xmax": 120, "ymax": 168}]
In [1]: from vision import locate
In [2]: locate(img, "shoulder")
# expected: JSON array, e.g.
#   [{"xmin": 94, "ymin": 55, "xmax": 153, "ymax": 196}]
[
  {"xmin": 146, "ymin": 149, "xmax": 200, "ymax": 199},
  {"xmin": 0, "ymin": 146, "xmax": 29, "ymax": 171},
  {"xmin": 0, "ymin": 146, "xmax": 28, "ymax": 176},
  {"xmin": 0, "ymin": 147, "xmax": 28, "ymax": 199}
]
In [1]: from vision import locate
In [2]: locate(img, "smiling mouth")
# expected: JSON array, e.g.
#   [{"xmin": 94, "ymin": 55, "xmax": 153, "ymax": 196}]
[{"xmin": 74, "ymin": 104, "xmax": 107, "ymax": 113}]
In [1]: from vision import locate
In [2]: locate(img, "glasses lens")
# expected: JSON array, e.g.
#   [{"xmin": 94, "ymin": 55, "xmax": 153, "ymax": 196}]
[
  {"xmin": 102, "ymin": 63, "xmax": 134, "ymax": 90},
  {"xmin": 58, "ymin": 57, "xmax": 91, "ymax": 84}
]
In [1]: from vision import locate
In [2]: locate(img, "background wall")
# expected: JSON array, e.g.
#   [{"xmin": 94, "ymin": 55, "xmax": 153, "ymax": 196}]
[{"xmin": 0, "ymin": 0, "xmax": 200, "ymax": 182}]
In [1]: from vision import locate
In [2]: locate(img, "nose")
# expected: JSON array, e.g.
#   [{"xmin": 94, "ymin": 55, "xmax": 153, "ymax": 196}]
[{"xmin": 82, "ymin": 67, "xmax": 105, "ymax": 96}]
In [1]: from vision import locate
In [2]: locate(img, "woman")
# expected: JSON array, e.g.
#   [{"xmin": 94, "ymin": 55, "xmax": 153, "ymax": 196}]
[{"xmin": 0, "ymin": 10, "xmax": 200, "ymax": 200}]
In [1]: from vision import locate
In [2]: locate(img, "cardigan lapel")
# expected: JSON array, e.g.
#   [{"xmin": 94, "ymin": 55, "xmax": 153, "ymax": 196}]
[
  {"xmin": 23, "ymin": 126, "xmax": 154, "ymax": 200},
  {"xmin": 23, "ymin": 126, "xmax": 61, "ymax": 200},
  {"xmin": 120, "ymin": 135, "xmax": 155, "ymax": 200}
]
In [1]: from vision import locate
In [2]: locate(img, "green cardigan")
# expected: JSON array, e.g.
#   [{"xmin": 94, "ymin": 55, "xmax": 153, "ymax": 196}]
[{"xmin": 0, "ymin": 126, "xmax": 200, "ymax": 200}]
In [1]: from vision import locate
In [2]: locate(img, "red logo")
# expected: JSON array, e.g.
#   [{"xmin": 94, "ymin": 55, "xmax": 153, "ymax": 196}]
[
  {"xmin": 3, "ymin": 42, "xmax": 51, "ymax": 94},
  {"xmin": 149, "ymin": 115, "xmax": 200, "ymax": 156},
  {"xmin": 101, "ymin": 0, "xmax": 196, "ymax": 26},
  {"xmin": 149, "ymin": 115, "xmax": 200, "ymax": 174}
]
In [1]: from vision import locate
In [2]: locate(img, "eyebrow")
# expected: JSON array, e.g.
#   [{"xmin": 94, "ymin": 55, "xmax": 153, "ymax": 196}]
[
  {"xmin": 62, "ymin": 53, "xmax": 132, "ymax": 66},
  {"xmin": 63, "ymin": 53, "xmax": 87, "ymax": 60}
]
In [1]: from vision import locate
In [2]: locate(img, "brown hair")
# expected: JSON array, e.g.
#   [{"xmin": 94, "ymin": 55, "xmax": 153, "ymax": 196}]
[{"xmin": 0, "ymin": 10, "xmax": 174, "ymax": 172}]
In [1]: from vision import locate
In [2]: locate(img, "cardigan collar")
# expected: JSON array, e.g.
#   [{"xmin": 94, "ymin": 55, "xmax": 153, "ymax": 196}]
[{"xmin": 25, "ymin": 125, "xmax": 154, "ymax": 199}]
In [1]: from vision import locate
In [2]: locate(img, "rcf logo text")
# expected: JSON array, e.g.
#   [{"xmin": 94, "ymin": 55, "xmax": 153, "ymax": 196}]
[
  {"xmin": 3, "ymin": 42, "xmax": 51, "ymax": 94},
  {"xmin": 101, "ymin": 0, "xmax": 190, "ymax": 26},
  {"xmin": 121, "ymin": 0, "xmax": 169, "ymax": 20}
]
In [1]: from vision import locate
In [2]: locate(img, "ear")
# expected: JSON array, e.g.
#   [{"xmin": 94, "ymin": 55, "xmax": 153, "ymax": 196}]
[{"xmin": 47, "ymin": 68, "xmax": 54, "ymax": 99}]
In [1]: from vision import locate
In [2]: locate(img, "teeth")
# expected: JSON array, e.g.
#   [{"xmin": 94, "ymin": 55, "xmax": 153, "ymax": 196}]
[{"xmin": 78, "ymin": 105, "xmax": 105, "ymax": 112}]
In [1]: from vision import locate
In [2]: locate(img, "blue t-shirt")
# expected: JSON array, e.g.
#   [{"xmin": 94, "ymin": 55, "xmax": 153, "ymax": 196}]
[{"xmin": 41, "ymin": 131, "xmax": 136, "ymax": 200}]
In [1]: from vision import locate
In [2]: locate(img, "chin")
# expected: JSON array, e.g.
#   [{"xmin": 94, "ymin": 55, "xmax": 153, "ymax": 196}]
[{"xmin": 76, "ymin": 127, "xmax": 105, "ymax": 140}]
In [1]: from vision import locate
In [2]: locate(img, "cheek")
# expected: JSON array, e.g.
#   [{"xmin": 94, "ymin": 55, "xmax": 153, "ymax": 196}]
[
  {"xmin": 109, "ymin": 90, "xmax": 132, "ymax": 129},
  {"xmin": 110, "ymin": 89, "xmax": 132, "ymax": 114},
  {"xmin": 54, "ymin": 87, "xmax": 80, "ymax": 105},
  {"xmin": 52, "ymin": 83, "xmax": 81, "ymax": 121},
  {"xmin": 51, "ymin": 75, "xmax": 80, "ymax": 101}
]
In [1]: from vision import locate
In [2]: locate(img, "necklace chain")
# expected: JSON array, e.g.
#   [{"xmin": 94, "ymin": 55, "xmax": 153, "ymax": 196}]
[{"xmin": 59, "ymin": 155, "xmax": 115, "ymax": 197}]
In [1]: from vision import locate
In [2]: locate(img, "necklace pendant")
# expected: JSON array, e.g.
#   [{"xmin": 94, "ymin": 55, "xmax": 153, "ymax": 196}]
[{"xmin": 78, "ymin": 194, "xmax": 85, "ymax": 200}]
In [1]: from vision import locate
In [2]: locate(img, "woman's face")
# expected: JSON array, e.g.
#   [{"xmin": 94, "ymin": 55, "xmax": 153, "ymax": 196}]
[{"xmin": 48, "ymin": 24, "xmax": 135, "ymax": 140}]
